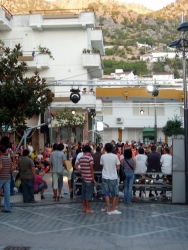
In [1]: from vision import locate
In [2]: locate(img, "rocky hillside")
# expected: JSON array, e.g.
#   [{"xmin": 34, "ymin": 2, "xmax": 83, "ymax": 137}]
[{"xmin": 2, "ymin": 0, "xmax": 187, "ymax": 75}]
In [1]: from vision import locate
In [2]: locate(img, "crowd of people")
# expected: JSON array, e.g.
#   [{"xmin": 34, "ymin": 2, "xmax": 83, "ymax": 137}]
[{"xmin": 0, "ymin": 136, "xmax": 172, "ymax": 214}]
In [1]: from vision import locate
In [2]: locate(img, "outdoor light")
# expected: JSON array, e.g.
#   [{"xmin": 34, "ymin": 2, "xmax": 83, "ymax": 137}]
[
  {"xmin": 72, "ymin": 110, "xmax": 75, "ymax": 114},
  {"xmin": 140, "ymin": 109, "xmax": 144, "ymax": 115},
  {"xmin": 152, "ymin": 87, "xmax": 159, "ymax": 97},
  {"xmin": 89, "ymin": 109, "xmax": 96, "ymax": 119},
  {"xmin": 147, "ymin": 85, "xmax": 154, "ymax": 93},
  {"xmin": 70, "ymin": 89, "xmax": 80, "ymax": 104},
  {"xmin": 147, "ymin": 85, "xmax": 158, "ymax": 97},
  {"xmin": 168, "ymin": 39, "xmax": 181, "ymax": 48},
  {"xmin": 177, "ymin": 22, "xmax": 188, "ymax": 32}
]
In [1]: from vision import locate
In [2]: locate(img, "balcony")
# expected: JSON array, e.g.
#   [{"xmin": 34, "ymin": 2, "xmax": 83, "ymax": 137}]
[
  {"xmin": 0, "ymin": 6, "xmax": 13, "ymax": 30},
  {"xmin": 18, "ymin": 52, "xmax": 50, "ymax": 70},
  {"xmin": 82, "ymin": 53, "xmax": 103, "ymax": 78},
  {"xmin": 29, "ymin": 10, "xmax": 95, "ymax": 30},
  {"xmin": 91, "ymin": 28, "xmax": 105, "ymax": 56}
]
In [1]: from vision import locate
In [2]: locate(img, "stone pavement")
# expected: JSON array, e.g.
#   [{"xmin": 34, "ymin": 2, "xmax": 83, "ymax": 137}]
[{"xmin": 0, "ymin": 174, "xmax": 188, "ymax": 250}]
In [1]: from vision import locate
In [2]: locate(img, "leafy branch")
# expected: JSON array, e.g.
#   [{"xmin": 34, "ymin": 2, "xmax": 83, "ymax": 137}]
[{"xmin": 38, "ymin": 44, "xmax": 54, "ymax": 60}]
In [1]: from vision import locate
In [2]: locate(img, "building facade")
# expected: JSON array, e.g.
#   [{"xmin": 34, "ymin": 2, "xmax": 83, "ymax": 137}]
[{"xmin": 0, "ymin": 6, "xmax": 104, "ymax": 148}]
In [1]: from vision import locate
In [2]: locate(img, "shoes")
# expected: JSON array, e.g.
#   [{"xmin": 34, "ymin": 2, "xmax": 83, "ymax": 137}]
[
  {"xmin": 149, "ymin": 193, "xmax": 154, "ymax": 197},
  {"xmin": 106, "ymin": 210, "xmax": 111, "ymax": 216},
  {"xmin": 41, "ymin": 195, "xmax": 45, "ymax": 199},
  {"xmin": 111, "ymin": 209, "xmax": 122, "ymax": 215},
  {"xmin": 101, "ymin": 207, "xmax": 107, "ymax": 212},
  {"xmin": 29, "ymin": 200, "xmax": 37, "ymax": 203},
  {"xmin": 70, "ymin": 191, "xmax": 73, "ymax": 199},
  {"xmin": 1, "ymin": 210, "xmax": 11, "ymax": 213}
]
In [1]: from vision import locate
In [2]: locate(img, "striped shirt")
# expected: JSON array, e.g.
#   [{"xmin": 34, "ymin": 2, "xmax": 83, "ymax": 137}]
[
  {"xmin": 0, "ymin": 155, "xmax": 12, "ymax": 179},
  {"xmin": 78, "ymin": 153, "xmax": 94, "ymax": 182}
]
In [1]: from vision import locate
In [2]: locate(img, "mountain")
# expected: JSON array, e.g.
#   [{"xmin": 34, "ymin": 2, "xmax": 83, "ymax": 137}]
[{"xmin": 1, "ymin": 0, "xmax": 187, "ymax": 75}]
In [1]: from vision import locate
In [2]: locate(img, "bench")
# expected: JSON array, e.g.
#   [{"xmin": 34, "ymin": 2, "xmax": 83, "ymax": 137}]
[{"xmin": 73, "ymin": 171, "xmax": 172, "ymax": 200}]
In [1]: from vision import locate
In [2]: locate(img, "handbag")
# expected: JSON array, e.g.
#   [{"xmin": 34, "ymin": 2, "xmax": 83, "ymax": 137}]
[{"xmin": 120, "ymin": 164, "xmax": 126, "ymax": 182}]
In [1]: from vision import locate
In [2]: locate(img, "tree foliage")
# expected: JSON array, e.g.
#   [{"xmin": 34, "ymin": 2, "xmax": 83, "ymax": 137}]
[
  {"xmin": 0, "ymin": 43, "xmax": 54, "ymax": 132},
  {"xmin": 103, "ymin": 59, "xmax": 148, "ymax": 75},
  {"xmin": 162, "ymin": 115, "xmax": 184, "ymax": 137},
  {"xmin": 55, "ymin": 108, "xmax": 86, "ymax": 130}
]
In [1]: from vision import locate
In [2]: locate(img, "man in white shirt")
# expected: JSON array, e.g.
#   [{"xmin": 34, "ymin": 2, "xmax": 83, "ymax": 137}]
[
  {"xmin": 100, "ymin": 143, "xmax": 121, "ymax": 215},
  {"xmin": 160, "ymin": 148, "xmax": 172, "ymax": 174},
  {"xmin": 134, "ymin": 147, "xmax": 147, "ymax": 198},
  {"xmin": 134, "ymin": 148, "xmax": 147, "ymax": 174}
]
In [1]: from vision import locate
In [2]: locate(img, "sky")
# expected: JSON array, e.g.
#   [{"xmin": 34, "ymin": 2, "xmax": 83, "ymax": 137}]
[{"xmin": 118, "ymin": 0, "xmax": 176, "ymax": 11}]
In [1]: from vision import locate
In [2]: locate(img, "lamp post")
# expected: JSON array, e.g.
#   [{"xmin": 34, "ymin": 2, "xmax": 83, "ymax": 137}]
[
  {"xmin": 147, "ymin": 82, "xmax": 158, "ymax": 144},
  {"xmin": 169, "ymin": 17, "xmax": 188, "ymax": 203}
]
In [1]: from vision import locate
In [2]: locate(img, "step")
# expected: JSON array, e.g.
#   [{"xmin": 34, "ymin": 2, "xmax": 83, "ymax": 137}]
[{"xmin": 0, "ymin": 193, "xmax": 41, "ymax": 204}]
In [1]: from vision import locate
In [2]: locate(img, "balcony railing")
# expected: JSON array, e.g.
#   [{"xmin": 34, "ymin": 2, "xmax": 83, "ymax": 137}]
[
  {"xmin": 82, "ymin": 53, "xmax": 103, "ymax": 78},
  {"xmin": 29, "ymin": 10, "xmax": 95, "ymax": 30},
  {"xmin": 0, "ymin": 5, "xmax": 13, "ymax": 30},
  {"xmin": 18, "ymin": 51, "xmax": 50, "ymax": 70},
  {"xmin": 91, "ymin": 29, "xmax": 105, "ymax": 56}
]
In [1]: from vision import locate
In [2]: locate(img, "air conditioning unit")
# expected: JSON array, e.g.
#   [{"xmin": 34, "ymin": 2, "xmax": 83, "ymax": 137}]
[{"xmin": 116, "ymin": 117, "xmax": 124, "ymax": 124}]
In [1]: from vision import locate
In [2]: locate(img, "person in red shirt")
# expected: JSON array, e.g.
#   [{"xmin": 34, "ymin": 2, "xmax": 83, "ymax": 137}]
[
  {"xmin": 34, "ymin": 169, "xmax": 48, "ymax": 199},
  {"xmin": 74, "ymin": 145, "xmax": 97, "ymax": 214}
]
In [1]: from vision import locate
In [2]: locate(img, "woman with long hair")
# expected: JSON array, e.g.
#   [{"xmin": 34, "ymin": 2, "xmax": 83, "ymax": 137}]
[{"xmin": 121, "ymin": 148, "xmax": 136, "ymax": 204}]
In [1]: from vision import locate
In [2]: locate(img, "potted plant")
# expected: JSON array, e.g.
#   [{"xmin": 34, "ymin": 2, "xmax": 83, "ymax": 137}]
[
  {"xmin": 82, "ymin": 48, "xmax": 87, "ymax": 53},
  {"xmin": 38, "ymin": 45, "xmax": 54, "ymax": 60}
]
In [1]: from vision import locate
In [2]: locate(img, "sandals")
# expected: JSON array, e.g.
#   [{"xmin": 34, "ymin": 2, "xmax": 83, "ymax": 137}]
[{"xmin": 85, "ymin": 210, "xmax": 95, "ymax": 214}]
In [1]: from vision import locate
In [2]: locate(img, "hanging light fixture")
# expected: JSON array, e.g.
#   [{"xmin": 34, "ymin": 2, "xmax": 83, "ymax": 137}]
[
  {"xmin": 89, "ymin": 109, "xmax": 96, "ymax": 118},
  {"xmin": 140, "ymin": 109, "xmax": 144, "ymax": 115},
  {"xmin": 70, "ymin": 88, "xmax": 80, "ymax": 103}
]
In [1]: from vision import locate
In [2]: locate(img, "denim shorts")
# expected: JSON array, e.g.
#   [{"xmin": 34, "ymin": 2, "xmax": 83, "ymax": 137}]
[
  {"xmin": 102, "ymin": 178, "xmax": 119, "ymax": 197},
  {"xmin": 81, "ymin": 180, "xmax": 94, "ymax": 201},
  {"xmin": 34, "ymin": 183, "xmax": 46, "ymax": 194}
]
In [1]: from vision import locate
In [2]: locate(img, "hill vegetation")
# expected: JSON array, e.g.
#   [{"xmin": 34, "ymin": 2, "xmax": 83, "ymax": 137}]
[{"xmin": 2, "ymin": 0, "xmax": 187, "ymax": 77}]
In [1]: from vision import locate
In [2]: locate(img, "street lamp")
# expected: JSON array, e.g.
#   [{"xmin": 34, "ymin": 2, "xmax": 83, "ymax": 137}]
[
  {"xmin": 169, "ymin": 18, "xmax": 188, "ymax": 203},
  {"xmin": 147, "ymin": 83, "xmax": 159, "ymax": 144}
]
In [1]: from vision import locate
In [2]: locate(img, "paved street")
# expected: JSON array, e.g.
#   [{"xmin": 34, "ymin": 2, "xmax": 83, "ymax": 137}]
[{"xmin": 0, "ymin": 174, "xmax": 188, "ymax": 250}]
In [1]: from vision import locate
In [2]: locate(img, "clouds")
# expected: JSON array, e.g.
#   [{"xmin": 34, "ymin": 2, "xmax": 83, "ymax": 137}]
[{"xmin": 118, "ymin": 0, "xmax": 176, "ymax": 11}]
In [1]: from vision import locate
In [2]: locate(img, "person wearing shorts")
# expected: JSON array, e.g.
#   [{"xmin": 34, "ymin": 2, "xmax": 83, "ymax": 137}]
[
  {"xmin": 74, "ymin": 145, "xmax": 97, "ymax": 214},
  {"xmin": 50, "ymin": 143, "xmax": 66, "ymax": 201},
  {"xmin": 34, "ymin": 169, "xmax": 48, "ymax": 199},
  {"xmin": 100, "ymin": 143, "xmax": 121, "ymax": 215}
]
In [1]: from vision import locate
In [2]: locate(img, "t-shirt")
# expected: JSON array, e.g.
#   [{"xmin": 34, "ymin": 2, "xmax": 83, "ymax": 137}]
[
  {"xmin": 0, "ymin": 155, "xmax": 12, "ymax": 179},
  {"xmin": 34, "ymin": 175, "xmax": 43, "ymax": 192},
  {"xmin": 75, "ymin": 152, "xmax": 83, "ymax": 169},
  {"xmin": 18, "ymin": 157, "xmax": 35, "ymax": 180},
  {"xmin": 50, "ymin": 150, "xmax": 66, "ymax": 173},
  {"xmin": 134, "ymin": 154, "xmax": 147, "ymax": 173},
  {"xmin": 160, "ymin": 154, "xmax": 172, "ymax": 174},
  {"xmin": 78, "ymin": 153, "xmax": 94, "ymax": 182},
  {"xmin": 100, "ymin": 153, "xmax": 120, "ymax": 180},
  {"xmin": 147, "ymin": 152, "xmax": 161, "ymax": 172}
]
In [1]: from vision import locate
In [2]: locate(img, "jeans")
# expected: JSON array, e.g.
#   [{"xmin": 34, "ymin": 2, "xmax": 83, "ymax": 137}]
[
  {"xmin": 21, "ymin": 179, "xmax": 34, "ymax": 202},
  {"xmin": 0, "ymin": 179, "xmax": 10, "ymax": 211},
  {"xmin": 10, "ymin": 172, "xmax": 15, "ymax": 195},
  {"xmin": 124, "ymin": 171, "xmax": 135, "ymax": 203}
]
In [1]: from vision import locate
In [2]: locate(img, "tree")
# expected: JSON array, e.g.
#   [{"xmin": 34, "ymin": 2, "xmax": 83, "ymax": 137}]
[
  {"xmin": 162, "ymin": 115, "xmax": 184, "ymax": 137},
  {"xmin": 54, "ymin": 108, "xmax": 86, "ymax": 141},
  {"xmin": 0, "ymin": 43, "xmax": 54, "ymax": 134}
]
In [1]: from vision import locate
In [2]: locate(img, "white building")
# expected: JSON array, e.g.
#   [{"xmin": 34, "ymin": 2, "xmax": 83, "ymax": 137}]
[{"xmin": 0, "ymin": 6, "xmax": 105, "ymax": 148}]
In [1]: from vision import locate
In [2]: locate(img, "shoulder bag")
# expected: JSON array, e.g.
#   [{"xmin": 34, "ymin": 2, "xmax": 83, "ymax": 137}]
[{"xmin": 124, "ymin": 158, "xmax": 134, "ymax": 171}]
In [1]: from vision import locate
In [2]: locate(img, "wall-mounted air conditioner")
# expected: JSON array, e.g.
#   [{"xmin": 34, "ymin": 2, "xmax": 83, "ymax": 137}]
[{"xmin": 116, "ymin": 117, "xmax": 124, "ymax": 124}]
